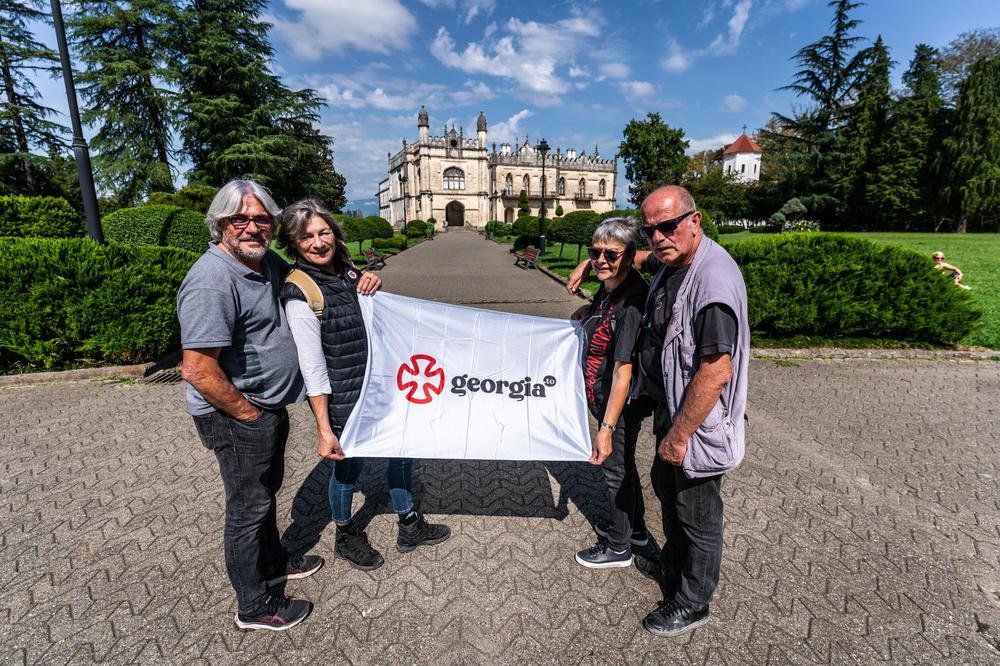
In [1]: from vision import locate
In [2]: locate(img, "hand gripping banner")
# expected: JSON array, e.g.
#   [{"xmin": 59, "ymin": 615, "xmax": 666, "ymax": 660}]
[{"xmin": 339, "ymin": 292, "xmax": 592, "ymax": 461}]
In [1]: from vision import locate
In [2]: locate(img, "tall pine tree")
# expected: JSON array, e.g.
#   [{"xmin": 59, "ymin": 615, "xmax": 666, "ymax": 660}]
[
  {"xmin": 0, "ymin": 0, "xmax": 66, "ymax": 195},
  {"xmin": 70, "ymin": 0, "xmax": 175, "ymax": 205},
  {"xmin": 866, "ymin": 44, "xmax": 944, "ymax": 230},
  {"xmin": 768, "ymin": 0, "xmax": 872, "ymax": 225},
  {"xmin": 174, "ymin": 0, "xmax": 345, "ymax": 208},
  {"xmin": 942, "ymin": 56, "xmax": 1000, "ymax": 233}
]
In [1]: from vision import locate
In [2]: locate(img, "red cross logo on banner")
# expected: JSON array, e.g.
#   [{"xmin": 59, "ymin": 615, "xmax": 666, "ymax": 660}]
[{"xmin": 396, "ymin": 354, "xmax": 446, "ymax": 404}]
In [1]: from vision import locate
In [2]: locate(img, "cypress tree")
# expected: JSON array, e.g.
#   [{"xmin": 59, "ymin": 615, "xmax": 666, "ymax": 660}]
[
  {"xmin": 866, "ymin": 44, "xmax": 944, "ymax": 229},
  {"xmin": 174, "ymin": 0, "xmax": 345, "ymax": 207},
  {"xmin": 837, "ymin": 36, "xmax": 891, "ymax": 227},
  {"xmin": 942, "ymin": 56, "xmax": 1000, "ymax": 233},
  {"xmin": 0, "ymin": 0, "xmax": 66, "ymax": 195},
  {"xmin": 69, "ymin": 0, "xmax": 176, "ymax": 205}
]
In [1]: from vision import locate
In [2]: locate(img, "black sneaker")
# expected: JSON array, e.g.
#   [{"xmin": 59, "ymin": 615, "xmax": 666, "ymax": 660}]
[
  {"xmin": 396, "ymin": 513, "xmax": 451, "ymax": 553},
  {"xmin": 594, "ymin": 523, "xmax": 650, "ymax": 547},
  {"xmin": 575, "ymin": 541, "xmax": 633, "ymax": 568},
  {"xmin": 335, "ymin": 521, "xmax": 385, "ymax": 571},
  {"xmin": 634, "ymin": 554, "xmax": 667, "ymax": 586},
  {"xmin": 266, "ymin": 553, "xmax": 324, "ymax": 586},
  {"xmin": 234, "ymin": 594, "xmax": 312, "ymax": 632},
  {"xmin": 642, "ymin": 599, "xmax": 710, "ymax": 638}
]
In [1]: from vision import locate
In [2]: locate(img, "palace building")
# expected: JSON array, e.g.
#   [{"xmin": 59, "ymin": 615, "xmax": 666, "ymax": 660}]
[{"xmin": 378, "ymin": 107, "xmax": 618, "ymax": 230}]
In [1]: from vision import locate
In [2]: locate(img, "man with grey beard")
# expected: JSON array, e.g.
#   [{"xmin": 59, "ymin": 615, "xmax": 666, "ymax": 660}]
[{"xmin": 178, "ymin": 179, "xmax": 322, "ymax": 631}]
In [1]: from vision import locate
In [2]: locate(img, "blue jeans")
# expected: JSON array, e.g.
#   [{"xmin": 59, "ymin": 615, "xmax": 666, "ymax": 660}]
[
  {"xmin": 329, "ymin": 458, "xmax": 415, "ymax": 524},
  {"xmin": 192, "ymin": 408, "xmax": 290, "ymax": 614}
]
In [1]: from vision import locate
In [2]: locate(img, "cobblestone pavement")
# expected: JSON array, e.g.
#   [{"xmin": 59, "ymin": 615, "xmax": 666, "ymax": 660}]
[{"xmin": 1, "ymin": 231, "xmax": 999, "ymax": 665}]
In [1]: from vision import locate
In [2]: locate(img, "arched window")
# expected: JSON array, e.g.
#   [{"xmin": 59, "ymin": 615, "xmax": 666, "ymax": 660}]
[
  {"xmin": 504, "ymin": 173, "xmax": 513, "ymax": 196},
  {"xmin": 558, "ymin": 177, "xmax": 565, "ymax": 195},
  {"xmin": 523, "ymin": 174, "xmax": 530, "ymax": 196},
  {"xmin": 578, "ymin": 178, "xmax": 587, "ymax": 198},
  {"xmin": 598, "ymin": 179, "xmax": 606, "ymax": 197},
  {"xmin": 444, "ymin": 167, "xmax": 465, "ymax": 190}
]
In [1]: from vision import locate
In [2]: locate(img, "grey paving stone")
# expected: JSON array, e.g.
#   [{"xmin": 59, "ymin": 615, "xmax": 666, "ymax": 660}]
[{"xmin": 0, "ymin": 231, "xmax": 998, "ymax": 664}]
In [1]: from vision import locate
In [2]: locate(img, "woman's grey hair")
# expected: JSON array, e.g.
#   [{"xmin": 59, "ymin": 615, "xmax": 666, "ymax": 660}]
[
  {"xmin": 276, "ymin": 198, "xmax": 352, "ymax": 267},
  {"xmin": 592, "ymin": 216, "xmax": 640, "ymax": 250},
  {"xmin": 204, "ymin": 179, "xmax": 281, "ymax": 240}
]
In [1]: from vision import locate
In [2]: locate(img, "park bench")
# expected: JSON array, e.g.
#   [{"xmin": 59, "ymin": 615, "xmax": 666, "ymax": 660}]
[
  {"xmin": 514, "ymin": 246, "xmax": 539, "ymax": 269},
  {"xmin": 363, "ymin": 247, "xmax": 387, "ymax": 271}
]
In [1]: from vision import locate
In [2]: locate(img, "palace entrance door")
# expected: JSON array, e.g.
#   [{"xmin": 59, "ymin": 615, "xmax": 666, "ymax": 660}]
[{"xmin": 446, "ymin": 201, "xmax": 464, "ymax": 227}]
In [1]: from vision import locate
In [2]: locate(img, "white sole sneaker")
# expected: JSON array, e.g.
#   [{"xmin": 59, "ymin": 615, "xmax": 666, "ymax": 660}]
[
  {"xmin": 233, "ymin": 610, "xmax": 309, "ymax": 632},
  {"xmin": 574, "ymin": 552, "xmax": 634, "ymax": 568}
]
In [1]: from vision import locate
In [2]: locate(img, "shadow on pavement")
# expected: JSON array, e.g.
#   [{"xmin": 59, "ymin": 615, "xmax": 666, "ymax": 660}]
[{"xmin": 281, "ymin": 457, "xmax": 626, "ymax": 555}]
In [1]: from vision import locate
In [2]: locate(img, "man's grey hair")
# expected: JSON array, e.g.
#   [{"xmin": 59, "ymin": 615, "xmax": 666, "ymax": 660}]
[
  {"xmin": 204, "ymin": 179, "xmax": 281, "ymax": 240},
  {"xmin": 592, "ymin": 216, "xmax": 640, "ymax": 250}
]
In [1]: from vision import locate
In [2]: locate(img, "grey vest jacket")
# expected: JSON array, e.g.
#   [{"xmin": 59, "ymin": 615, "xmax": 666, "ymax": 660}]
[{"xmin": 651, "ymin": 236, "xmax": 749, "ymax": 478}]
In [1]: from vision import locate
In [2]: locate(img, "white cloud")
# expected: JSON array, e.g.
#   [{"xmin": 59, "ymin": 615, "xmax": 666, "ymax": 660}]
[
  {"xmin": 710, "ymin": 0, "xmax": 753, "ymax": 53},
  {"xmin": 722, "ymin": 93, "xmax": 747, "ymax": 112},
  {"xmin": 490, "ymin": 109, "xmax": 534, "ymax": 144},
  {"xmin": 662, "ymin": 39, "xmax": 693, "ymax": 72},
  {"xmin": 569, "ymin": 65, "xmax": 589, "ymax": 78},
  {"xmin": 598, "ymin": 62, "xmax": 630, "ymax": 80},
  {"xmin": 430, "ymin": 16, "xmax": 602, "ymax": 103},
  {"xmin": 686, "ymin": 133, "xmax": 738, "ymax": 155},
  {"xmin": 270, "ymin": 0, "xmax": 417, "ymax": 58},
  {"xmin": 312, "ymin": 76, "xmax": 491, "ymax": 112},
  {"xmin": 619, "ymin": 80, "xmax": 656, "ymax": 99},
  {"xmin": 417, "ymin": 0, "xmax": 496, "ymax": 24}
]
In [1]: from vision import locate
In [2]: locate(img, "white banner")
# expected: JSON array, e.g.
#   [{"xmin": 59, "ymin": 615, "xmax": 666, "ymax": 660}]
[{"xmin": 340, "ymin": 292, "xmax": 592, "ymax": 461}]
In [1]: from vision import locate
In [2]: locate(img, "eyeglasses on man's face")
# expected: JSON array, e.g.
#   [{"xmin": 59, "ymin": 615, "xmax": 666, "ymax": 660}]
[
  {"xmin": 640, "ymin": 210, "xmax": 694, "ymax": 239},
  {"xmin": 587, "ymin": 247, "xmax": 623, "ymax": 263},
  {"xmin": 228, "ymin": 214, "xmax": 275, "ymax": 231}
]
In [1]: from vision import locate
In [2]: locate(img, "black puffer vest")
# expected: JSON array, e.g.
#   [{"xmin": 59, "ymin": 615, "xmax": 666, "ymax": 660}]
[{"xmin": 281, "ymin": 260, "xmax": 367, "ymax": 432}]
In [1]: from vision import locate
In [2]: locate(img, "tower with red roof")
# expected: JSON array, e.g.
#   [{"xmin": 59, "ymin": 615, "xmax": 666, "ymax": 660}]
[{"xmin": 722, "ymin": 131, "xmax": 763, "ymax": 183}]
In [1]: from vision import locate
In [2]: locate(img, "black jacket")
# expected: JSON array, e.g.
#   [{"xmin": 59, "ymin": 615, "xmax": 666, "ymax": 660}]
[{"xmin": 281, "ymin": 260, "xmax": 367, "ymax": 432}]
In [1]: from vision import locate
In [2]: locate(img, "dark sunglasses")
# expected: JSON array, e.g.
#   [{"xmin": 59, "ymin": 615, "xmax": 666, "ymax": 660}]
[
  {"xmin": 587, "ymin": 247, "xmax": 623, "ymax": 263},
  {"xmin": 228, "ymin": 214, "xmax": 275, "ymax": 230},
  {"xmin": 640, "ymin": 210, "xmax": 694, "ymax": 239}
]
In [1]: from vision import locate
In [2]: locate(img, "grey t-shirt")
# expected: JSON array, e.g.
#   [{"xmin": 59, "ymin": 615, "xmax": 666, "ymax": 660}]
[{"xmin": 177, "ymin": 243, "xmax": 305, "ymax": 416}]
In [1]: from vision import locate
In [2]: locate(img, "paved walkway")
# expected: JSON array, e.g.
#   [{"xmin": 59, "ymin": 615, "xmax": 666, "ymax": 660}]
[{"xmin": 1, "ymin": 231, "xmax": 999, "ymax": 664}]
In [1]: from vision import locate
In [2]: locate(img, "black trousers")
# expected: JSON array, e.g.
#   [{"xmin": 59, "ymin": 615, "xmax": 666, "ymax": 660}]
[
  {"xmin": 193, "ymin": 408, "xmax": 290, "ymax": 613},
  {"xmin": 598, "ymin": 404, "xmax": 648, "ymax": 550},
  {"xmin": 650, "ymin": 404, "xmax": 724, "ymax": 611}
]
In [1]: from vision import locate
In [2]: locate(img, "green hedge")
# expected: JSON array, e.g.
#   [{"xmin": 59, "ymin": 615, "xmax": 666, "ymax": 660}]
[
  {"xmin": 729, "ymin": 234, "xmax": 982, "ymax": 345},
  {"xmin": 102, "ymin": 204, "xmax": 211, "ymax": 253},
  {"xmin": 406, "ymin": 219, "xmax": 427, "ymax": 237},
  {"xmin": 372, "ymin": 233, "xmax": 408, "ymax": 251},
  {"xmin": 484, "ymin": 220, "xmax": 513, "ymax": 237},
  {"xmin": 0, "ymin": 237, "xmax": 199, "ymax": 371},
  {"xmin": 718, "ymin": 224, "xmax": 745, "ymax": 234},
  {"xmin": 146, "ymin": 184, "xmax": 217, "ymax": 213},
  {"xmin": 698, "ymin": 208, "xmax": 719, "ymax": 242},
  {"xmin": 0, "ymin": 195, "xmax": 83, "ymax": 238}
]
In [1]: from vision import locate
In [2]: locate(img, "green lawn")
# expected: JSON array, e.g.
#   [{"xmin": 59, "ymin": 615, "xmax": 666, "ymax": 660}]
[
  {"xmin": 493, "ymin": 231, "xmax": 999, "ymax": 349},
  {"xmin": 719, "ymin": 231, "xmax": 999, "ymax": 349}
]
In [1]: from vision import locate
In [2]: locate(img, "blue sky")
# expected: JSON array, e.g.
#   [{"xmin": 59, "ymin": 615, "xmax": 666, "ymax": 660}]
[{"xmin": 29, "ymin": 0, "xmax": 1000, "ymax": 209}]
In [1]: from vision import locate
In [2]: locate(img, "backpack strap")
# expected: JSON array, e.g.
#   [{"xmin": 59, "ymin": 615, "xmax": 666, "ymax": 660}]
[{"xmin": 285, "ymin": 268, "xmax": 324, "ymax": 317}]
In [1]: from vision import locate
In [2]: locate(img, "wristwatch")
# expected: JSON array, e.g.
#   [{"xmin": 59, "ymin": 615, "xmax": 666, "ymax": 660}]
[{"xmin": 600, "ymin": 421, "xmax": 616, "ymax": 432}]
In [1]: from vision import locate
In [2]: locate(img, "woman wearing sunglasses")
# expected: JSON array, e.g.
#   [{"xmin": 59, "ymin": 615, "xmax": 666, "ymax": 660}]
[{"xmin": 573, "ymin": 217, "xmax": 651, "ymax": 568}]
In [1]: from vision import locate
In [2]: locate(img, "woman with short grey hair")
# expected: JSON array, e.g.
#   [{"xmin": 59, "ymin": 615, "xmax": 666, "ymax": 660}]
[{"xmin": 572, "ymin": 216, "xmax": 652, "ymax": 569}]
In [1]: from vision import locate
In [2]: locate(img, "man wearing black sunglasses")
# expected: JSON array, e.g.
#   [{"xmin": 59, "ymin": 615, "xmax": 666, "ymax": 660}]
[{"xmin": 567, "ymin": 185, "xmax": 749, "ymax": 638}]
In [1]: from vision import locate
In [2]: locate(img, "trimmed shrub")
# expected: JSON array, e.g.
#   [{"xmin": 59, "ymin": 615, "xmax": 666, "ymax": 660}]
[
  {"xmin": 0, "ymin": 195, "xmax": 83, "ymax": 238},
  {"xmin": 728, "ymin": 233, "xmax": 982, "ymax": 345},
  {"xmin": 0, "ymin": 237, "xmax": 199, "ymax": 371},
  {"xmin": 372, "ymin": 233, "xmax": 408, "ymax": 251},
  {"xmin": 484, "ymin": 220, "xmax": 513, "ymax": 237},
  {"xmin": 598, "ymin": 208, "xmax": 639, "ymax": 221},
  {"xmin": 555, "ymin": 204, "xmax": 564, "ymax": 217},
  {"xmin": 406, "ymin": 219, "xmax": 427, "ymax": 237},
  {"xmin": 697, "ymin": 208, "xmax": 719, "ymax": 242},
  {"xmin": 718, "ymin": 224, "xmax": 745, "ymax": 234},
  {"xmin": 146, "ymin": 184, "xmax": 217, "ymax": 213},
  {"xmin": 102, "ymin": 204, "xmax": 211, "ymax": 253},
  {"xmin": 749, "ymin": 223, "xmax": 781, "ymax": 234},
  {"xmin": 364, "ymin": 216, "xmax": 394, "ymax": 240},
  {"xmin": 559, "ymin": 210, "xmax": 601, "ymax": 261}
]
